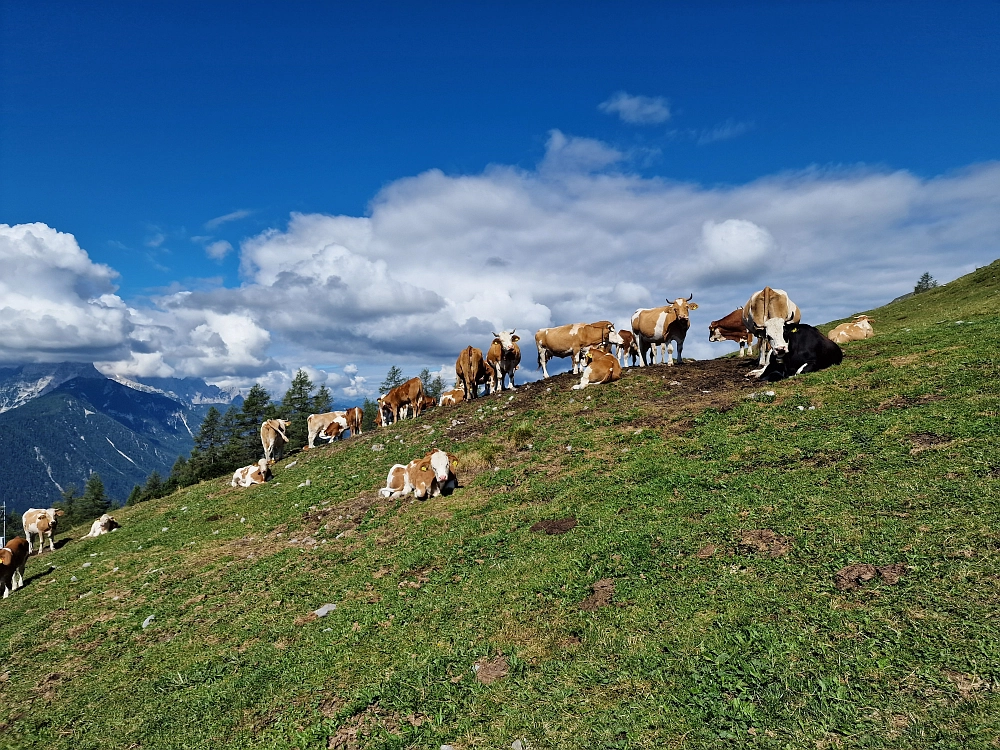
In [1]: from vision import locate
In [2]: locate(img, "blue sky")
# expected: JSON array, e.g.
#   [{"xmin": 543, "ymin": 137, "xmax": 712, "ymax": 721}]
[{"xmin": 1, "ymin": 2, "xmax": 999, "ymax": 399}]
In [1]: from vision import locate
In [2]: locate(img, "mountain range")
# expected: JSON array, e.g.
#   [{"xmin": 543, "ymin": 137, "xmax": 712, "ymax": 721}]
[{"xmin": 0, "ymin": 363, "xmax": 241, "ymax": 516}]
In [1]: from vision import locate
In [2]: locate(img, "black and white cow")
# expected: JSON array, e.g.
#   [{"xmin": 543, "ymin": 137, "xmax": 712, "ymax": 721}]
[{"xmin": 759, "ymin": 323, "xmax": 843, "ymax": 381}]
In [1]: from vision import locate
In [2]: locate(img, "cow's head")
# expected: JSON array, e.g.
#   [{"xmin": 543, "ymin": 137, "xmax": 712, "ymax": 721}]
[
  {"xmin": 669, "ymin": 294, "xmax": 699, "ymax": 321},
  {"xmin": 761, "ymin": 304, "xmax": 799, "ymax": 356},
  {"xmin": 606, "ymin": 329, "xmax": 624, "ymax": 346},
  {"xmin": 491, "ymin": 329, "xmax": 520, "ymax": 352},
  {"xmin": 709, "ymin": 326, "xmax": 726, "ymax": 342},
  {"xmin": 428, "ymin": 449, "xmax": 453, "ymax": 483}
]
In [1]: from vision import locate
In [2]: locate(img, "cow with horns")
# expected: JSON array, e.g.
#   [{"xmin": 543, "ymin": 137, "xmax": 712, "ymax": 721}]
[{"xmin": 631, "ymin": 295, "xmax": 698, "ymax": 366}]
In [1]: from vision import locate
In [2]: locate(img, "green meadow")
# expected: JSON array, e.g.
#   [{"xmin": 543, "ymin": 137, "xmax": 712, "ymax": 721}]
[{"xmin": 1, "ymin": 262, "xmax": 998, "ymax": 750}]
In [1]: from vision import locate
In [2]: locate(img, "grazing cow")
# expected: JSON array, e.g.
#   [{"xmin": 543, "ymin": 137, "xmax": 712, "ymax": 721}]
[
  {"xmin": 631, "ymin": 295, "xmax": 699, "ymax": 366},
  {"xmin": 486, "ymin": 330, "xmax": 521, "ymax": 392},
  {"xmin": 378, "ymin": 378, "xmax": 428, "ymax": 424},
  {"xmin": 828, "ymin": 315, "xmax": 875, "ymax": 344},
  {"xmin": 572, "ymin": 348, "xmax": 622, "ymax": 390},
  {"xmin": 759, "ymin": 323, "xmax": 843, "ymax": 381},
  {"xmin": 345, "ymin": 406, "xmax": 363, "ymax": 436},
  {"xmin": 378, "ymin": 449, "xmax": 459, "ymax": 500},
  {"xmin": 614, "ymin": 329, "xmax": 640, "ymax": 367},
  {"xmin": 438, "ymin": 388, "xmax": 465, "ymax": 406},
  {"xmin": 81, "ymin": 513, "xmax": 120, "ymax": 539},
  {"xmin": 534, "ymin": 322, "xmax": 623, "ymax": 378},
  {"xmin": 232, "ymin": 458, "xmax": 273, "ymax": 487},
  {"xmin": 306, "ymin": 411, "xmax": 349, "ymax": 448},
  {"xmin": 1, "ymin": 537, "xmax": 29, "ymax": 598},
  {"xmin": 22, "ymin": 508, "xmax": 64, "ymax": 555},
  {"xmin": 456, "ymin": 346, "xmax": 490, "ymax": 400},
  {"xmin": 709, "ymin": 309, "xmax": 755, "ymax": 357},
  {"xmin": 742, "ymin": 287, "xmax": 801, "ymax": 378},
  {"xmin": 260, "ymin": 418, "xmax": 290, "ymax": 463}
]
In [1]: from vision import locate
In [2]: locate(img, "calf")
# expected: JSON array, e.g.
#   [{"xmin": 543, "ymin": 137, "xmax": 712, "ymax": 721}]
[
  {"xmin": 759, "ymin": 323, "xmax": 843, "ymax": 381},
  {"xmin": 0, "ymin": 537, "xmax": 29, "ymax": 598},
  {"xmin": 572, "ymin": 348, "xmax": 623, "ymax": 390},
  {"xmin": 232, "ymin": 458, "xmax": 273, "ymax": 487},
  {"xmin": 22, "ymin": 508, "xmax": 64, "ymax": 555},
  {"xmin": 828, "ymin": 315, "xmax": 874, "ymax": 344},
  {"xmin": 438, "ymin": 388, "xmax": 465, "ymax": 406},
  {"xmin": 614, "ymin": 329, "xmax": 639, "ymax": 367},
  {"xmin": 378, "ymin": 449, "xmax": 459, "ymax": 500},
  {"xmin": 306, "ymin": 411, "xmax": 349, "ymax": 448},
  {"xmin": 709, "ymin": 309, "xmax": 755, "ymax": 357},
  {"xmin": 81, "ymin": 513, "xmax": 120, "ymax": 539}
]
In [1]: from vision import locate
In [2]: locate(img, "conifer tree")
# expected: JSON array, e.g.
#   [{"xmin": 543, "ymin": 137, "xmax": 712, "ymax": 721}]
[
  {"xmin": 126, "ymin": 485, "xmax": 143, "ymax": 506},
  {"xmin": 141, "ymin": 471, "xmax": 164, "ymax": 502},
  {"xmin": 281, "ymin": 369, "xmax": 315, "ymax": 450},
  {"xmin": 380, "ymin": 366, "xmax": 405, "ymax": 394},
  {"xmin": 192, "ymin": 406, "xmax": 224, "ymax": 479},
  {"xmin": 313, "ymin": 384, "xmax": 332, "ymax": 414},
  {"xmin": 361, "ymin": 397, "xmax": 380, "ymax": 431},
  {"xmin": 239, "ymin": 384, "xmax": 273, "ymax": 462},
  {"xmin": 55, "ymin": 485, "xmax": 80, "ymax": 525},
  {"xmin": 77, "ymin": 474, "xmax": 111, "ymax": 520},
  {"xmin": 419, "ymin": 368, "xmax": 445, "ymax": 400},
  {"xmin": 914, "ymin": 272, "xmax": 938, "ymax": 293}
]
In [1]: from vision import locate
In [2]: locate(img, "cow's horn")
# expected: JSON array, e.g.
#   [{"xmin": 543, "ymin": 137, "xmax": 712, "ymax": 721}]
[
  {"xmin": 687, "ymin": 293, "xmax": 693, "ymax": 301},
  {"xmin": 492, "ymin": 331, "xmax": 499, "ymax": 338}
]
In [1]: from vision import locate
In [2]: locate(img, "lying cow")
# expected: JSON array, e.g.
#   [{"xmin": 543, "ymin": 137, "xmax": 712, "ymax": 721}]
[
  {"xmin": 743, "ymin": 286, "xmax": 801, "ymax": 378},
  {"xmin": 456, "ymin": 346, "xmax": 490, "ymax": 400},
  {"xmin": 438, "ymin": 388, "xmax": 465, "ymax": 406},
  {"xmin": 0, "ymin": 537, "xmax": 29, "ymax": 598},
  {"xmin": 759, "ymin": 323, "xmax": 843, "ymax": 381},
  {"xmin": 828, "ymin": 315, "xmax": 874, "ymax": 344},
  {"xmin": 709, "ymin": 309, "xmax": 755, "ymax": 357},
  {"xmin": 232, "ymin": 458, "xmax": 273, "ymax": 487},
  {"xmin": 486, "ymin": 330, "xmax": 521, "ymax": 392},
  {"xmin": 306, "ymin": 411, "xmax": 349, "ymax": 448},
  {"xmin": 378, "ymin": 449, "xmax": 459, "ymax": 500},
  {"xmin": 535, "ymin": 321, "xmax": 623, "ymax": 378},
  {"xmin": 632, "ymin": 295, "xmax": 698, "ymax": 366},
  {"xmin": 572, "ymin": 347, "xmax": 622, "ymax": 389},
  {"xmin": 81, "ymin": 513, "xmax": 120, "ymax": 539},
  {"xmin": 22, "ymin": 508, "xmax": 64, "ymax": 555},
  {"xmin": 261, "ymin": 418, "xmax": 289, "ymax": 463}
]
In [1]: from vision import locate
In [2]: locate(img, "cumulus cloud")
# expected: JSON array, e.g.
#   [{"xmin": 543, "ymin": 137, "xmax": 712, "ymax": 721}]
[
  {"xmin": 205, "ymin": 209, "xmax": 252, "ymax": 230},
  {"xmin": 599, "ymin": 91, "xmax": 671, "ymax": 124},
  {"xmin": 698, "ymin": 120, "xmax": 753, "ymax": 144},
  {"xmin": 205, "ymin": 240, "xmax": 233, "ymax": 260}
]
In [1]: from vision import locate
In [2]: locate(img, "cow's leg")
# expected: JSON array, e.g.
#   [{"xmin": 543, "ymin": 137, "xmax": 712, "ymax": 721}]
[
  {"xmin": 572, "ymin": 366, "xmax": 593, "ymax": 390},
  {"xmin": 675, "ymin": 338, "xmax": 684, "ymax": 365},
  {"xmin": 26, "ymin": 534, "xmax": 33, "ymax": 556},
  {"xmin": 635, "ymin": 335, "xmax": 647, "ymax": 366},
  {"xmin": 539, "ymin": 351, "xmax": 550, "ymax": 379},
  {"xmin": 665, "ymin": 342, "xmax": 674, "ymax": 366}
]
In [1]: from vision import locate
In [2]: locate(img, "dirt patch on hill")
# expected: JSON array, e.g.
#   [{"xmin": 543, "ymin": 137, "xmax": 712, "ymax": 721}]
[
  {"xmin": 909, "ymin": 433, "xmax": 953, "ymax": 454},
  {"xmin": 834, "ymin": 563, "xmax": 908, "ymax": 591},
  {"xmin": 579, "ymin": 578, "xmax": 615, "ymax": 611},
  {"xmin": 875, "ymin": 393, "xmax": 946, "ymax": 411},
  {"xmin": 738, "ymin": 529, "xmax": 792, "ymax": 557},
  {"xmin": 530, "ymin": 517, "xmax": 577, "ymax": 535}
]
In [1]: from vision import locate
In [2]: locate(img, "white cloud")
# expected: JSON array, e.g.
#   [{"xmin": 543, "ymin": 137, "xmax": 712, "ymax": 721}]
[
  {"xmin": 205, "ymin": 240, "xmax": 233, "ymax": 260},
  {"xmin": 145, "ymin": 232, "xmax": 166, "ymax": 248},
  {"xmin": 698, "ymin": 120, "xmax": 753, "ymax": 144},
  {"xmin": 599, "ymin": 91, "xmax": 671, "ymax": 124},
  {"xmin": 205, "ymin": 209, "xmax": 252, "ymax": 230}
]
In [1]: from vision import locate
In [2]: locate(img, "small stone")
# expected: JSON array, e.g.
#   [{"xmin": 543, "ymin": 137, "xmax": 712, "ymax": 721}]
[
  {"xmin": 797, "ymin": 406, "xmax": 805, "ymax": 411},
  {"xmin": 372, "ymin": 444, "xmax": 384, "ymax": 452},
  {"xmin": 70, "ymin": 576, "xmax": 77, "ymax": 582},
  {"xmin": 314, "ymin": 603, "xmax": 337, "ymax": 617},
  {"xmin": 82, "ymin": 563, "xmax": 91, "ymax": 568},
  {"xmin": 142, "ymin": 615, "xmax": 155, "ymax": 629},
  {"xmin": 512, "ymin": 741, "xmax": 525, "ymax": 750},
  {"xmin": 566, "ymin": 445, "xmax": 572, "ymax": 451},
  {"xmin": 161, "ymin": 527, "xmax": 169, "ymax": 532},
  {"xmin": 285, "ymin": 461, "xmax": 297, "ymax": 469},
  {"xmin": 240, "ymin": 517, "xmax": 246, "ymax": 523}
]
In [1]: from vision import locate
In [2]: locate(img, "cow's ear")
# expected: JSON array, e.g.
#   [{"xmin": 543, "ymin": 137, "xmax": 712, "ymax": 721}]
[
  {"xmin": 511, "ymin": 335, "xmax": 520, "ymax": 342},
  {"xmin": 55, "ymin": 510, "xmax": 65, "ymax": 516},
  {"xmin": 448, "ymin": 453, "xmax": 458, "ymax": 467},
  {"xmin": 688, "ymin": 302, "xmax": 698, "ymax": 310},
  {"xmin": 420, "ymin": 463, "xmax": 430, "ymax": 471},
  {"xmin": 0, "ymin": 550, "xmax": 11, "ymax": 565}
]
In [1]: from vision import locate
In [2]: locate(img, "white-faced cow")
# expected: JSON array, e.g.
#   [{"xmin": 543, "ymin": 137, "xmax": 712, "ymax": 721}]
[
  {"xmin": 81, "ymin": 513, "xmax": 120, "ymax": 539},
  {"xmin": 486, "ymin": 330, "xmax": 521, "ymax": 392},
  {"xmin": 378, "ymin": 449, "xmax": 459, "ymax": 500},
  {"xmin": 534, "ymin": 321, "xmax": 622, "ymax": 378},
  {"xmin": 572, "ymin": 347, "xmax": 623, "ymax": 390},
  {"xmin": 759, "ymin": 323, "xmax": 843, "ymax": 381},
  {"xmin": 709, "ymin": 309, "xmax": 755, "ymax": 357},
  {"xmin": 261, "ymin": 418, "xmax": 290, "ymax": 463},
  {"xmin": 456, "ymin": 346, "xmax": 490, "ymax": 400},
  {"xmin": 631, "ymin": 295, "xmax": 699, "ymax": 366},
  {"xmin": 828, "ymin": 315, "xmax": 874, "ymax": 344},
  {"xmin": 232, "ymin": 458, "xmax": 273, "ymax": 487},
  {"xmin": 22, "ymin": 508, "xmax": 64, "ymax": 555},
  {"xmin": 742, "ymin": 287, "xmax": 801, "ymax": 378}
]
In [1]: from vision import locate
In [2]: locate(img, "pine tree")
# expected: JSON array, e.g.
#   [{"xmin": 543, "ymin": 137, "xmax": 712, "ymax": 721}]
[
  {"xmin": 914, "ymin": 272, "xmax": 938, "ymax": 293},
  {"xmin": 4, "ymin": 509, "xmax": 24, "ymax": 538},
  {"xmin": 239, "ymin": 384, "xmax": 273, "ymax": 463},
  {"xmin": 281, "ymin": 369, "xmax": 315, "ymax": 451},
  {"xmin": 141, "ymin": 471, "xmax": 164, "ymax": 502},
  {"xmin": 418, "ymin": 368, "xmax": 446, "ymax": 400},
  {"xmin": 55, "ymin": 485, "xmax": 81, "ymax": 525},
  {"xmin": 77, "ymin": 473, "xmax": 111, "ymax": 520},
  {"xmin": 313, "ymin": 384, "xmax": 332, "ymax": 414},
  {"xmin": 361, "ymin": 397, "xmax": 380, "ymax": 431},
  {"xmin": 191, "ymin": 406, "xmax": 224, "ymax": 479},
  {"xmin": 126, "ymin": 485, "xmax": 143, "ymax": 506},
  {"xmin": 380, "ymin": 366, "xmax": 405, "ymax": 394},
  {"xmin": 219, "ymin": 406, "xmax": 245, "ymax": 471}
]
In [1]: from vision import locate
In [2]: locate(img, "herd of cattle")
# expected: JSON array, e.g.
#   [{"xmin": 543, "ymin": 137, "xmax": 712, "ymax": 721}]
[{"xmin": 0, "ymin": 285, "xmax": 876, "ymax": 597}]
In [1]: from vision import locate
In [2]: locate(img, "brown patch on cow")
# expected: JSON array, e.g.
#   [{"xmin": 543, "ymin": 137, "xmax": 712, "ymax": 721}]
[
  {"xmin": 474, "ymin": 654, "xmax": 509, "ymax": 685},
  {"xmin": 943, "ymin": 669, "xmax": 989, "ymax": 700},
  {"xmin": 738, "ymin": 530, "xmax": 791, "ymax": 557},
  {"xmin": 579, "ymin": 578, "xmax": 615, "ymax": 611},
  {"xmin": 834, "ymin": 563, "xmax": 908, "ymax": 591},
  {"xmin": 696, "ymin": 544, "xmax": 717, "ymax": 559},
  {"xmin": 909, "ymin": 433, "xmax": 952, "ymax": 454},
  {"xmin": 530, "ymin": 517, "xmax": 577, "ymax": 535}
]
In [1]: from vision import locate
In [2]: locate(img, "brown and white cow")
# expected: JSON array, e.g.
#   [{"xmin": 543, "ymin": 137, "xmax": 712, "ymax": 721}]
[
  {"xmin": 708, "ymin": 308, "xmax": 755, "ymax": 357},
  {"xmin": 456, "ymin": 346, "xmax": 490, "ymax": 400},
  {"xmin": 22, "ymin": 508, "xmax": 64, "ymax": 555},
  {"xmin": 534, "ymin": 321, "xmax": 623, "ymax": 378},
  {"xmin": 631, "ymin": 295, "xmax": 699, "ymax": 366},
  {"xmin": 261, "ymin": 418, "xmax": 290, "ymax": 463},
  {"xmin": 232, "ymin": 458, "xmax": 273, "ymax": 487},
  {"xmin": 345, "ymin": 406, "xmax": 363, "ymax": 436},
  {"xmin": 486, "ymin": 330, "xmax": 521, "ymax": 392},
  {"xmin": 378, "ymin": 449, "xmax": 459, "ymax": 500},
  {"xmin": 0, "ymin": 537, "xmax": 29, "ymax": 598},
  {"xmin": 306, "ymin": 411, "xmax": 349, "ymax": 448},
  {"xmin": 438, "ymin": 388, "xmax": 465, "ymax": 406},
  {"xmin": 80, "ymin": 513, "xmax": 120, "ymax": 539},
  {"xmin": 572, "ymin": 348, "xmax": 623, "ymax": 390},
  {"xmin": 614, "ymin": 329, "xmax": 640, "ymax": 367},
  {"xmin": 828, "ymin": 315, "xmax": 874, "ymax": 344},
  {"xmin": 742, "ymin": 287, "xmax": 801, "ymax": 377},
  {"xmin": 378, "ymin": 378, "xmax": 428, "ymax": 424}
]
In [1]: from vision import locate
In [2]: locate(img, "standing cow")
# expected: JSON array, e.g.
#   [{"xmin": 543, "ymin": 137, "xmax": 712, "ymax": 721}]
[
  {"xmin": 1, "ymin": 537, "xmax": 29, "ymax": 598},
  {"xmin": 22, "ymin": 508, "xmax": 64, "ymax": 555},
  {"xmin": 345, "ymin": 406, "xmax": 363, "ymax": 436},
  {"xmin": 632, "ymin": 295, "xmax": 698, "ymax": 366},
  {"xmin": 742, "ymin": 287, "xmax": 801, "ymax": 378},
  {"xmin": 261, "ymin": 418, "xmax": 290, "ymax": 463},
  {"xmin": 534, "ymin": 321, "xmax": 622, "ymax": 378},
  {"xmin": 306, "ymin": 411, "xmax": 349, "ymax": 448},
  {"xmin": 486, "ymin": 330, "xmax": 521, "ymax": 392},
  {"xmin": 708, "ymin": 309, "xmax": 755, "ymax": 357},
  {"xmin": 759, "ymin": 323, "xmax": 843, "ymax": 381},
  {"xmin": 614, "ymin": 329, "xmax": 640, "ymax": 367},
  {"xmin": 456, "ymin": 346, "xmax": 490, "ymax": 400}
]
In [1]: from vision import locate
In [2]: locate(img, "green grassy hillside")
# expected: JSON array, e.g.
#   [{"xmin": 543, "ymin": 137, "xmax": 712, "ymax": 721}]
[{"xmin": 2, "ymin": 262, "xmax": 999, "ymax": 750}]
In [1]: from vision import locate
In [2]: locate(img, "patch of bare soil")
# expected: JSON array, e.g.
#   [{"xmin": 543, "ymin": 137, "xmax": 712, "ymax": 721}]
[
  {"xmin": 530, "ymin": 517, "xmax": 577, "ymax": 535},
  {"xmin": 579, "ymin": 578, "xmax": 615, "ymax": 611},
  {"xmin": 834, "ymin": 563, "xmax": 908, "ymax": 591},
  {"xmin": 738, "ymin": 530, "xmax": 792, "ymax": 558},
  {"xmin": 327, "ymin": 702, "xmax": 402, "ymax": 749},
  {"xmin": 909, "ymin": 433, "xmax": 952, "ymax": 454},
  {"xmin": 943, "ymin": 669, "xmax": 990, "ymax": 700},
  {"xmin": 474, "ymin": 654, "xmax": 509, "ymax": 685},
  {"xmin": 875, "ymin": 394, "xmax": 945, "ymax": 412},
  {"xmin": 696, "ymin": 544, "xmax": 717, "ymax": 559}
]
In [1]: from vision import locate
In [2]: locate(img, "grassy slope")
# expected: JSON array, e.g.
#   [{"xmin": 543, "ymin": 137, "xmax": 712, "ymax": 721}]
[{"xmin": 2, "ymin": 262, "xmax": 999, "ymax": 750}]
